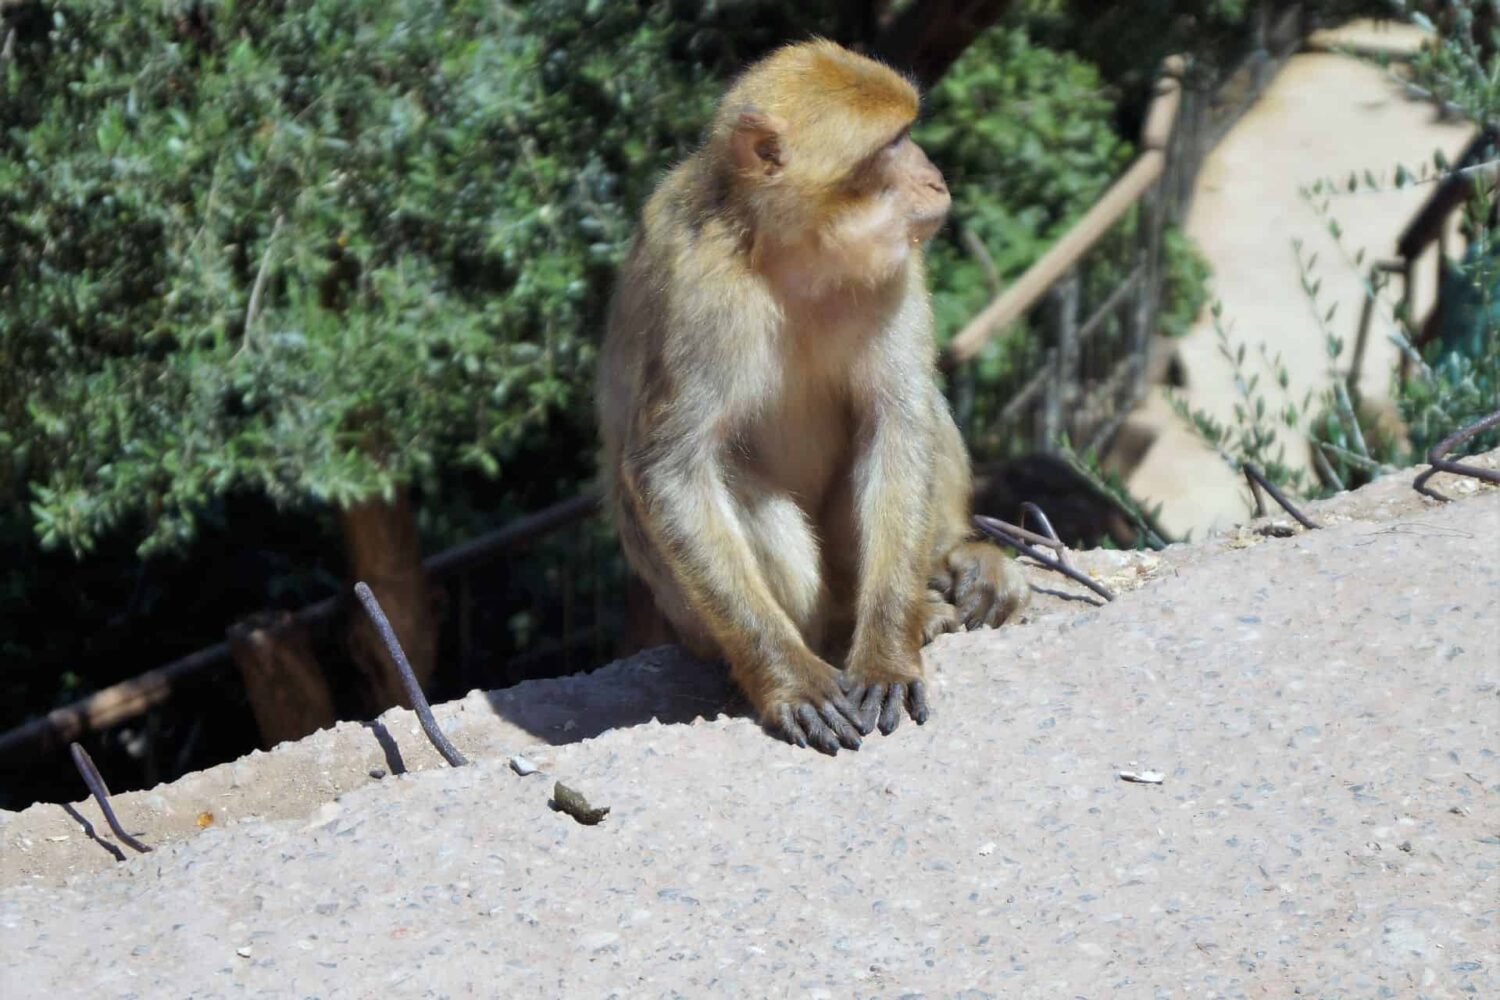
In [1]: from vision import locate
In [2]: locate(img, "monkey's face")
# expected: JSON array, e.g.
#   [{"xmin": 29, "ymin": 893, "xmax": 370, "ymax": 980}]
[
  {"xmin": 718, "ymin": 41, "xmax": 948, "ymax": 294},
  {"xmin": 803, "ymin": 130, "xmax": 950, "ymax": 287},
  {"xmin": 877, "ymin": 132, "xmax": 950, "ymax": 244}
]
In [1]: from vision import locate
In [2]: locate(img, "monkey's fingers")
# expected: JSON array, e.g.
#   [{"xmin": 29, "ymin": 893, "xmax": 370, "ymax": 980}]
[
  {"xmin": 957, "ymin": 584, "xmax": 997, "ymax": 631},
  {"xmin": 818, "ymin": 698, "xmax": 864, "ymax": 749},
  {"xmin": 819, "ymin": 685, "xmax": 866, "ymax": 735},
  {"xmin": 773, "ymin": 704, "xmax": 810, "ymax": 749},
  {"xmin": 877, "ymin": 683, "xmax": 906, "ymax": 735},
  {"xmin": 926, "ymin": 569, "xmax": 955, "ymax": 599},
  {"xmin": 906, "ymin": 679, "xmax": 930, "ymax": 725},
  {"xmin": 795, "ymin": 704, "xmax": 845, "ymax": 756}
]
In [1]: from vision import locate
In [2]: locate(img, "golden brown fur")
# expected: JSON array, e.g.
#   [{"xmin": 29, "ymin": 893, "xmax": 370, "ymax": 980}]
[{"xmin": 598, "ymin": 40, "xmax": 1028, "ymax": 752}]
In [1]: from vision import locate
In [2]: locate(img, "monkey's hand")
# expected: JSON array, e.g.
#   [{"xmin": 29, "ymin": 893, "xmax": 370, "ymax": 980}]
[
  {"xmin": 932, "ymin": 540, "xmax": 1030, "ymax": 631},
  {"xmin": 763, "ymin": 657, "xmax": 868, "ymax": 755},
  {"xmin": 842, "ymin": 652, "xmax": 929, "ymax": 737}
]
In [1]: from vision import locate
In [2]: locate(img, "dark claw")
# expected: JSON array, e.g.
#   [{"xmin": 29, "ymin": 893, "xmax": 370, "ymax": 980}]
[
  {"xmin": 775, "ymin": 704, "xmax": 808, "ymax": 748},
  {"xmin": 907, "ymin": 679, "xmax": 929, "ymax": 725},
  {"xmin": 831, "ymin": 691, "xmax": 865, "ymax": 732},
  {"xmin": 819, "ymin": 700, "xmax": 862, "ymax": 750},
  {"xmin": 878, "ymin": 683, "xmax": 905, "ymax": 735},
  {"xmin": 795, "ymin": 704, "xmax": 842, "ymax": 755},
  {"xmin": 958, "ymin": 587, "xmax": 996, "ymax": 630}
]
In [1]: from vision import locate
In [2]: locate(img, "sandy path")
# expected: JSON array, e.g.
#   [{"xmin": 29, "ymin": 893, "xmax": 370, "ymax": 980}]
[{"xmin": 1128, "ymin": 21, "xmax": 1475, "ymax": 540}]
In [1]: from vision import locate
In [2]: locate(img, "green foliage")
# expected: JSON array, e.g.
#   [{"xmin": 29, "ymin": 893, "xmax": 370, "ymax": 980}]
[
  {"xmin": 1015, "ymin": 0, "xmax": 1392, "ymax": 89},
  {"xmin": 915, "ymin": 25, "xmax": 1138, "ymax": 455},
  {"xmin": 1172, "ymin": 5, "xmax": 1500, "ymax": 494},
  {"xmin": 0, "ymin": 0, "xmax": 825, "ymax": 557},
  {"xmin": 1158, "ymin": 225, "xmax": 1213, "ymax": 338},
  {"xmin": 1402, "ymin": 1, "xmax": 1500, "ymax": 124},
  {"xmin": 919, "ymin": 26, "xmax": 1132, "ymax": 344},
  {"xmin": 1167, "ymin": 302, "xmax": 1317, "ymax": 492}
]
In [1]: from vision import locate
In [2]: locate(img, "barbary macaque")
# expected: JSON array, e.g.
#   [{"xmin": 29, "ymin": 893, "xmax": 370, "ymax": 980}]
[{"xmin": 598, "ymin": 40, "xmax": 1028, "ymax": 754}]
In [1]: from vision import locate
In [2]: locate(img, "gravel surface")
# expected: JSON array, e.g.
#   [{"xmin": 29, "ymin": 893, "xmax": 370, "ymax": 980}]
[{"xmin": 2, "ymin": 469, "xmax": 1497, "ymax": 998}]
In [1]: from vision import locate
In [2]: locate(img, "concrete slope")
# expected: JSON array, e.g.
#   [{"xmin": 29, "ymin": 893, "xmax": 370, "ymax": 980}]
[{"xmin": 3, "ymin": 460, "xmax": 1497, "ymax": 998}]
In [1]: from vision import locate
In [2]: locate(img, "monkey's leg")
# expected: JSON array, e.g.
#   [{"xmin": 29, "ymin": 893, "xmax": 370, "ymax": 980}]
[
  {"xmin": 920, "ymin": 585, "xmax": 962, "ymax": 644},
  {"xmin": 620, "ymin": 457, "xmax": 866, "ymax": 754},
  {"xmin": 927, "ymin": 408, "xmax": 1030, "ymax": 633}
]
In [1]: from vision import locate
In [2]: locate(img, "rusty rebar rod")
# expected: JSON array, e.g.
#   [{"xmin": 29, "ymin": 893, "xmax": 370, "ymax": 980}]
[
  {"xmin": 69, "ymin": 743, "xmax": 152, "ymax": 855},
  {"xmin": 1242, "ymin": 463, "xmax": 1320, "ymax": 530},
  {"xmin": 974, "ymin": 515, "xmax": 1116, "ymax": 602},
  {"xmin": 353, "ymin": 582, "xmax": 469, "ymax": 767},
  {"xmin": 1412, "ymin": 409, "xmax": 1500, "ymax": 501},
  {"xmin": 1018, "ymin": 502, "xmax": 1073, "ymax": 570}
]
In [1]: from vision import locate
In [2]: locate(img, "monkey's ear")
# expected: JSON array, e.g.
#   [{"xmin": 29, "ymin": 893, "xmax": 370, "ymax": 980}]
[{"xmin": 729, "ymin": 111, "xmax": 787, "ymax": 177}]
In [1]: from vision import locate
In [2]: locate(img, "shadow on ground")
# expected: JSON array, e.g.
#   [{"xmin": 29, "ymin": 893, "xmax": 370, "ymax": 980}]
[{"xmin": 480, "ymin": 644, "xmax": 741, "ymax": 746}]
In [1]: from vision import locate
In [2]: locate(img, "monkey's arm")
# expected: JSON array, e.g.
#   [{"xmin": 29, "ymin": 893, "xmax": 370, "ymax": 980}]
[
  {"xmin": 842, "ymin": 377, "xmax": 940, "ymax": 735},
  {"xmin": 620, "ymin": 429, "xmax": 866, "ymax": 753}
]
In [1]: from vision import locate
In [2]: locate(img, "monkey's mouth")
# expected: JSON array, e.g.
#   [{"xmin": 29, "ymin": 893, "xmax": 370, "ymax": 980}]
[{"xmin": 910, "ymin": 210, "xmax": 949, "ymax": 244}]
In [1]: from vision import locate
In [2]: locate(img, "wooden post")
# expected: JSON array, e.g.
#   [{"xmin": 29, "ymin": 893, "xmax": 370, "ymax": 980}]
[
  {"xmin": 228, "ymin": 611, "xmax": 336, "ymax": 749},
  {"xmin": 339, "ymin": 486, "xmax": 437, "ymax": 713}
]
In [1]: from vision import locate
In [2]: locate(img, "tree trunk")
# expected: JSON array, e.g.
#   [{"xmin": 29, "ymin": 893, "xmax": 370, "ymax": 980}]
[
  {"xmin": 339, "ymin": 487, "xmax": 437, "ymax": 713},
  {"xmin": 229, "ymin": 611, "xmax": 336, "ymax": 748},
  {"xmin": 873, "ymin": 0, "xmax": 1015, "ymax": 87}
]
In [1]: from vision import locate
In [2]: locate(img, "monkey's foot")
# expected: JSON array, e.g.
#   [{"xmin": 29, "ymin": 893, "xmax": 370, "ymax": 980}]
[
  {"xmin": 764, "ymin": 676, "xmax": 866, "ymax": 755},
  {"xmin": 933, "ymin": 540, "xmax": 1030, "ymax": 631},
  {"xmin": 920, "ymin": 588, "xmax": 962, "ymax": 645}
]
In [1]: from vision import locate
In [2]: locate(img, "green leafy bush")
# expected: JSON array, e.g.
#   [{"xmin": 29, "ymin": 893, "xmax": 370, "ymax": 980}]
[
  {"xmin": 0, "ymin": 0, "xmax": 823, "ymax": 557},
  {"xmin": 918, "ymin": 25, "xmax": 1132, "ymax": 342}
]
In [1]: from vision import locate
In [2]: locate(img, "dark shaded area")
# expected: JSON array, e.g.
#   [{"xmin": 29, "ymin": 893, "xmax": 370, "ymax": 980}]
[
  {"xmin": 482, "ymin": 646, "xmax": 737, "ymax": 748},
  {"xmin": 361, "ymin": 720, "xmax": 408, "ymax": 777},
  {"xmin": 974, "ymin": 453, "xmax": 1141, "ymax": 549}
]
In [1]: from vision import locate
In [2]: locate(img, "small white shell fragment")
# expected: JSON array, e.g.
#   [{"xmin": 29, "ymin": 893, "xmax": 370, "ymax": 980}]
[
  {"xmin": 1118, "ymin": 769, "xmax": 1165, "ymax": 784},
  {"xmin": 236, "ymin": 946, "xmax": 253, "ymax": 959},
  {"xmin": 509, "ymin": 755, "xmax": 540, "ymax": 776},
  {"xmin": 977, "ymin": 841, "xmax": 996, "ymax": 856}
]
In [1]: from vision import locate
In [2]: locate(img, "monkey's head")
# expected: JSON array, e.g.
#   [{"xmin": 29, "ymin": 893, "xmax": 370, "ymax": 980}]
[{"xmin": 712, "ymin": 40, "xmax": 950, "ymax": 290}]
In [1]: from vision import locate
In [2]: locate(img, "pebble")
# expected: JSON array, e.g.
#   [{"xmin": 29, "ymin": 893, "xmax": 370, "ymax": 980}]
[{"xmin": 509, "ymin": 755, "xmax": 540, "ymax": 776}]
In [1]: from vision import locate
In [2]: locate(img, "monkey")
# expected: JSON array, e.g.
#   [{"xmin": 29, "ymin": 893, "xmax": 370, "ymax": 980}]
[{"xmin": 597, "ymin": 40, "xmax": 1029, "ymax": 754}]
